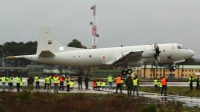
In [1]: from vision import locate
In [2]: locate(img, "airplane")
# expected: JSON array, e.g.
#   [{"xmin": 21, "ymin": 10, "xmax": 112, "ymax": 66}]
[{"xmin": 6, "ymin": 27, "xmax": 195, "ymax": 75}]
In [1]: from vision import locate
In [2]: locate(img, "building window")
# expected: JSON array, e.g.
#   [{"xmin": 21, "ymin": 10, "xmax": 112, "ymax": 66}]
[
  {"xmin": 192, "ymin": 70, "xmax": 193, "ymax": 72},
  {"xmin": 166, "ymin": 74, "xmax": 168, "ymax": 76},
  {"xmin": 189, "ymin": 70, "xmax": 190, "ymax": 72},
  {"xmin": 182, "ymin": 74, "xmax": 184, "ymax": 77},
  {"xmin": 150, "ymin": 74, "xmax": 152, "ymax": 76},
  {"xmin": 185, "ymin": 70, "xmax": 187, "ymax": 72}
]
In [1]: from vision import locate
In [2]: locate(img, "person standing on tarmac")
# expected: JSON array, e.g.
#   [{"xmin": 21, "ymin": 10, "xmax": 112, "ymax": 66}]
[
  {"xmin": 59, "ymin": 75, "xmax": 64, "ymax": 91},
  {"xmin": 189, "ymin": 76, "xmax": 194, "ymax": 90},
  {"xmin": 65, "ymin": 75, "xmax": 70, "ymax": 92},
  {"xmin": 196, "ymin": 77, "xmax": 200, "ymax": 90},
  {"xmin": 116, "ymin": 75, "xmax": 122, "ymax": 94},
  {"xmin": 35, "ymin": 75, "xmax": 40, "ymax": 90},
  {"xmin": 44, "ymin": 75, "xmax": 48, "ymax": 90},
  {"xmin": 121, "ymin": 76, "xmax": 124, "ymax": 90},
  {"xmin": 27, "ymin": 75, "xmax": 34, "ymax": 90},
  {"xmin": 1, "ymin": 75, "xmax": 7, "ymax": 91},
  {"xmin": 77, "ymin": 75, "xmax": 83, "ymax": 90},
  {"xmin": 125, "ymin": 74, "xmax": 133, "ymax": 97},
  {"xmin": 133, "ymin": 76, "xmax": 139, "ymax": 96},
  {"xmin": 108, "ymin": 74, "xmax": 113, "ymax": 90},
  {"xmin": 16, "ymin": 75, "xmax": 22, "ymax": 92},
  {"xmin": 46, "ymin": 75, "xmax": 51, "ymax": 92},
  {"xmin": 84, "ymin": 75, "xmax": 89, "ymax": 90},
  {"xmin": 53, "ymin": 74, "xmax": 59, "ymax": 93},
  {"xmin": 154, "ymin": 78, "xmax": 158, "ymax": 91},
  {"xmin": 161, "ymin": 76, "xmax": 168, "ymax": 96},
  {"xmin": 8, "ymin": 75, "xmax": 13, "ymax": 91}
]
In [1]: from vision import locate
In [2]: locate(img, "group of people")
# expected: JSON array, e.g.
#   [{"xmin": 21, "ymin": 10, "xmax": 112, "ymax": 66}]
[
  {"xmin": 27, "ymin": 74, "xmax": 75, "ymax": 93},
  {"xmin": 1, "ymin": 75, "xmax": 24, "ymax": 92},
  {"xmin": 188, "ymin": 76, "xmax": 200, "ymax": 90}
]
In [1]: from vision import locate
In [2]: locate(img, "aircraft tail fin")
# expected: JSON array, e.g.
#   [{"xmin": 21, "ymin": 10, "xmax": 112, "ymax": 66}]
[{"xmin": 36, "ymin": 27, "xmax": 81, "ymax": 55}]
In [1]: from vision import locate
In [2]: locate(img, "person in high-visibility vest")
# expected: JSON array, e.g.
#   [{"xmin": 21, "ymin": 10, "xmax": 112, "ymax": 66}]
[
  {"xmin": 161, "ymin": 76, "xmax": 168, "ymax": 96},
  {"xmin": 188, "ymin": 76, "xmax": 194, "ymax": 90},
  {"xmin": 1, "ymin": 75, "xmax": 7, "ymax": 91},
  {"xmin": 16, "ymin": 75, "xmax": 21, "ymax": 92},
  {"xmin": 69, "ymin": 80, "xmax": 74, "ymax": 90},
  {"xmin": 8, "ymin": 75, "xmax": 13, "ymax": 91},
  {"xmin": 158, "ymin": 82, "xmax": 162, "ymax": 91},
  {"xmin": 97, "ymin": 80, "xmax": 101, "ymax": 91},
  {"xmin": 44, "ymin": 75, "xmax": 48, "ymax": 90},
  {"xmin": 66, "ymin": 76, "xmax": 70, "ymax": 92},
  {"xmin": 35, "ymin": 75, "xmax": 40, "ymax": 89},
  {"xmin": 92, "ymin": 81, "xmax": 97, "ymax": 90},
  {"xmin": 101, "ymin": 81, "xmax": 107, "ymax": 90},
  {"xmin": 108, "ymin": 75, "xmax": 113, "ymax": 90},
  {"xmin": 59, "ymin": 75, "xmax": 65, "ymax": 91},
  {"xmin": 154, "ymin": 78, "xmax": 158, "ymax": 91},
  {"xmin": 20, "ymin": 81, "xmax": 24, "ymax": 90},
  {"xmin": 53, "ymin": 74, "xmax": 59, "ymax": 93},
  {"xmin": 121, "ymin": 76, "xmax": 124, "ymax": 90},
  {"xmin": 116, "ymin": 75, "xmax": 122, "ymax": 93},
  {"xmin": 133, "ymin": 76, "xmax": 139, "ymax": 96},
  {"xmin": 46, "ymin": 75, "xmax": 51, "ymax": 92}
]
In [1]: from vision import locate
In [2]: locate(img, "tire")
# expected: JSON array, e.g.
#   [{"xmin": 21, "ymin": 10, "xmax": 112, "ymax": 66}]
[
  {"xmin": 127, "ymin": 69, "xmax": 132, "ymax": 74},
  {"xmin": 121, "ymin": 70, "xmax": 127, "ymax": 76}
]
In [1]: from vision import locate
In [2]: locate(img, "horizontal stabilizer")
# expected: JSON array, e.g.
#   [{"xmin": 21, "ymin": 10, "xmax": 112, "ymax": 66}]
[
  {"xmin": 6, "ymin": 56, "xmax": 16, "ymax": 59},
  {"xmin": 39, "ymin": 50, "xmax": 55, "ymax": 57}
]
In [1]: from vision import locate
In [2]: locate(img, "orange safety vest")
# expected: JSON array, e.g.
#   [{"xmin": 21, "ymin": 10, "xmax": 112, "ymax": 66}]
[
  {"xmin": 161, "ymin": 78, "xmax": 167, "ymax": 85},
  {"xmin": 59, "ymin": 76, "xmax": 64, "ymax": 82},
  {"xmin": 116, "ymin": 77, "xmax": 122, "ymax": 84},
  {"xmin": 93, "ymin": 82, "xmax": 97, "ymax": 87}
]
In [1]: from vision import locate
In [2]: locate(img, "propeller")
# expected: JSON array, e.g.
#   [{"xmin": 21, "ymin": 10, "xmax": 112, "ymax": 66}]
[{"xmin": 153, "ymin": 42, "xmax": 161, "ymax": 66}]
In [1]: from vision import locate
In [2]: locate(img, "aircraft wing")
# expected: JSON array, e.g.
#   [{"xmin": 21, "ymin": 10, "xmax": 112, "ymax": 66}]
[{"xmin": 110, "ymin": 51, "xmax": 143, "ymax": 66}]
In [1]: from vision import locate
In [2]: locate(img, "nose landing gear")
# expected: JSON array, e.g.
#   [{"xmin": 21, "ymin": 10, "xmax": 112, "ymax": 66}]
[{"xmin": 121, "ymin": 69, "xmax": 132, "ymax": 76}]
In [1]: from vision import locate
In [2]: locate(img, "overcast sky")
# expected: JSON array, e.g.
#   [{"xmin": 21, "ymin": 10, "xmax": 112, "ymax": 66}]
[{"xmin": 0, "ymin": 0, "xmax": 200, "ymax": 58}]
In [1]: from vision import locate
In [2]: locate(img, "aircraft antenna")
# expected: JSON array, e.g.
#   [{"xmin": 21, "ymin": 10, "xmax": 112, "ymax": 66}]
[{"xmin": 90, "ymin": 5, "xmax": 99, "ymax": 49}]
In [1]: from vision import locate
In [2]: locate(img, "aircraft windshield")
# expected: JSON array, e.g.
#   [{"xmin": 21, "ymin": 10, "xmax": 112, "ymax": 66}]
[{"xmin": 177, "ymin": 44, "xmax": 186, "ymax": 49}]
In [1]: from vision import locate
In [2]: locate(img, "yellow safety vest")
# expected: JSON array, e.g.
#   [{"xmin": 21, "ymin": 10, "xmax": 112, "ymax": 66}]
[
  {"xmin": 108, "ymin": 76, "xmax": 113, "ymax": 82},
  {"xmin": 1, "ymin": 77, "xmax": 6, "ymax": 82},
  {"xmin": 133, "ymin": 79, "xmax": 138, "ymax": 86}
]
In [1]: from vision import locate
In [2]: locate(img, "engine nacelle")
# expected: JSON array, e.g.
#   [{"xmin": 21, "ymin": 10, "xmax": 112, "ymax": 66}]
[{"xmin": 142, "ymin": 48, "xmax": 155, "ymax": 58}]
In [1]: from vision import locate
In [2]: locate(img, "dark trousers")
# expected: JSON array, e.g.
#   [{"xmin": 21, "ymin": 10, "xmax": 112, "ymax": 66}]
[
  {"xmin": 17, "ymin": 83, "xmax": 20, "ymax": 92},
  {"xmin": 196, "ymin": 84, "xmax": 199, "ymax": 90},
  {"xmin": 190, "ymin": 84, "xmax": 193, "ymax": 90},
  {"xmin": 127, "ymin": 87, "xmax": 132, "ymax": 97},
  {"xmin": 36, "ymin": 82, "xmax": 40, "ymax": 89},
  {"xmin": 66, "ymin": 85, "xmax": 70, "ymax": 92},
  {"xmin": 44, "ymin": 83, "xmax": 46, "ymax": 89},
  {"xmin": 59, "ymin": 82, "xmax": 64, "ymax": 90},
  {"xmin": 116, "ymin": 84, "xmax": 122, "ymax": 93},
  {"xmin": 161, "ymin": 85, "xmax": 167, "ymax": 96},
  {"xmin": 78, "ymin": 83, "xmax": 82, "ymax": 90},
  {"xmin": 155, "ymin": 85, "xmax": 158, "ymax": 91},
  {"xmin": 85, "ymin": 81, "xmax": 88, "ymax": 90}
]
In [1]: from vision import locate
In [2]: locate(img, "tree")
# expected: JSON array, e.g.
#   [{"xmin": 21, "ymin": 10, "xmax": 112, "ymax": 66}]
[{"xmin": 67, "ymin": 39, "xmax": 87, "ymax": 49}]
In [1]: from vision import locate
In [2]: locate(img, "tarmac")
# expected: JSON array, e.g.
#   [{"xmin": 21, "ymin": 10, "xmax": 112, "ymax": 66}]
[{"xmin": 0, "ymin": 78, "xmax": 200, "ymax": 108}]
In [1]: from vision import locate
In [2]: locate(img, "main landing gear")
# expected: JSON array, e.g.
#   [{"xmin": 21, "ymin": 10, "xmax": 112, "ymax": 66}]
[{"xmin": 121, "ymin": 69, "xmax": 132, "ymax": 76}]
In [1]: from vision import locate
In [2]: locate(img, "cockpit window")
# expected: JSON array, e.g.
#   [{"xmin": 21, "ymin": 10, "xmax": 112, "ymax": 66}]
[
  {"xmin": 178, "ymin": 45, "xmax": 182, "ymax": 49},
  {"xmin": 177, "ymin": 45, "xmax": 186, "ymax": 49}
]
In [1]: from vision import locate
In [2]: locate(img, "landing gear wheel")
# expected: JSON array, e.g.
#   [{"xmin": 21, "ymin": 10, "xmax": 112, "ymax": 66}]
[
  {"xmin": 121, "ymin": 70, "xmax": 127, "ymax": 76},
  {"xmin": 127, "ymin": 69, "xmax": 132, "ymax": 74}
]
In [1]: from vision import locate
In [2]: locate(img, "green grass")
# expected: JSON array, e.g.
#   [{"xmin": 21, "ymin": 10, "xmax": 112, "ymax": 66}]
[{"xmin": 0, "ymin": 90, "xmax": 200, "ymax": 112}]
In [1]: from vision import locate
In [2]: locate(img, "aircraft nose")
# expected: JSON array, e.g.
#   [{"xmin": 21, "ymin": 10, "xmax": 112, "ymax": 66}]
[{"xmin": 188, "ymin": 49, "xmax": 195, "ymax": 57}]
